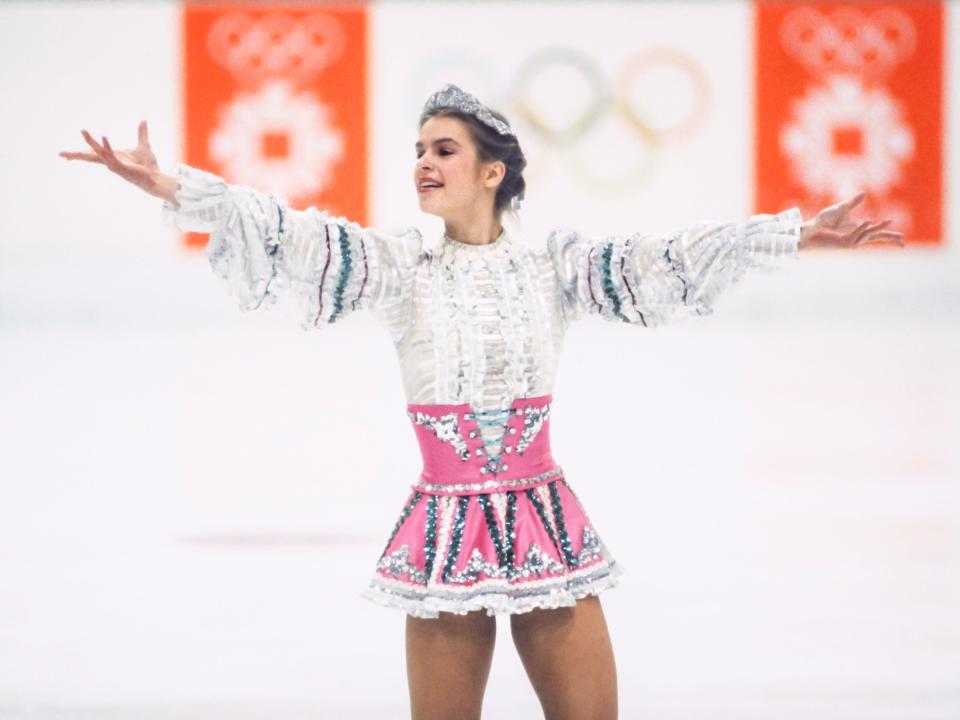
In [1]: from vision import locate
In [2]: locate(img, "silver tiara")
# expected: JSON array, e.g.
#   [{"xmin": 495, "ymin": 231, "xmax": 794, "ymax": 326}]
[{"xmin": 421, "ymin": 83, "xmax": 515, "ymax": 137}]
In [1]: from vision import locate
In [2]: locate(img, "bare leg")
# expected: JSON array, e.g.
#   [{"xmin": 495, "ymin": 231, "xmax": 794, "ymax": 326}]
[
  {"xmin": 406, "ymin": 609, "xmax": 497, "ymax": 720},
  {"xmin": 510, "ymin": 595, "xmax": 618, "ymax": 720}
]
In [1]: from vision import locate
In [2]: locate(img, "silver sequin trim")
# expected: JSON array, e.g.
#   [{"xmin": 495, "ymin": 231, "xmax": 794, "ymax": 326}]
[
  {"xmin": 407, "ymin": 410, "xmax": 470, "ymax": 461},
  {"xmin": 444, "ymin": 543, "xmax": 567, "ymax": 584},
  {"xmin": 516, "ymin": 403, "xmax": 551, "ymax": 454},
  {"xmin": 412, "ymin": 466, "xmax": 563, "ymax": 494},
  {"xmin": 577, "ymin": 526, "xmax": 603, "ymax": 566},
  {"xmin": 376, "ymin": 544, "xmax": 428, "ymax": 584},
  {"xmin": 374, "ymin": 526, "xmax": 606, "ymax": 587}
]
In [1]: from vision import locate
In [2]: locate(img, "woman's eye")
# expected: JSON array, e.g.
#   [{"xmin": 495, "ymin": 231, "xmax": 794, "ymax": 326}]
[{"xmin": 415, "ymin": 149, "xmax": 453, "ymax": 159}]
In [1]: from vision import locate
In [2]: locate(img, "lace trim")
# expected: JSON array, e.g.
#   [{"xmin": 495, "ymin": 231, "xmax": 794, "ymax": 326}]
[{"xmin": 360, "ymin": 559, "xmax": 624, "ymax": 618}]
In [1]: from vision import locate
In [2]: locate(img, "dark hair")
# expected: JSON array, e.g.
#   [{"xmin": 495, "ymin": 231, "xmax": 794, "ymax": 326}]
[{"xmin": 418, "ymin": 107, "xmax": 527, "ymax": 218}]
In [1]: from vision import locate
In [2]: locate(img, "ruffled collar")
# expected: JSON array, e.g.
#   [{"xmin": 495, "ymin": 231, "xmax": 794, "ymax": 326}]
[{"xmin": 435, "ymin": 227, "xmax": 516, "ymax": 270}]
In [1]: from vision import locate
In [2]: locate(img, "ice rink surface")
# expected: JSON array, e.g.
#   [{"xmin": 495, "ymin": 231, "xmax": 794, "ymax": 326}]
[
  {"xmin": 1, "ymin": 247, "xmax": 957, "ymax": 719},
  {"xmin": 2, "ymin": 1, "xmax": 958, "ymax": 714}
]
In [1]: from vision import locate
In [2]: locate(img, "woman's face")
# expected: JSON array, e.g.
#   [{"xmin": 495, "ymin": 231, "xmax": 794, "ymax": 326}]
[{"xmin": 414, "ymin": 115, "xmax": 500, "ymax": 220}]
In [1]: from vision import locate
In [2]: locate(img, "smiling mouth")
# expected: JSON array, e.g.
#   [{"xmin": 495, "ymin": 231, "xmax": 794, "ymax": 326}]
[{"xmin": 418, "ymin": 182, "xmax": 444, "ymax": 193}]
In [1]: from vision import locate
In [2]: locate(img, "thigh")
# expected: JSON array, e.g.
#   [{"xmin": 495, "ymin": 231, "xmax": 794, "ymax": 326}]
[
  {"xmin": 406, "ymin": 609, "xmax": 497, "ymax": 720},
  {"xmin": 509, "ymin": 595, "xmax": 618, "ymax": 720}
]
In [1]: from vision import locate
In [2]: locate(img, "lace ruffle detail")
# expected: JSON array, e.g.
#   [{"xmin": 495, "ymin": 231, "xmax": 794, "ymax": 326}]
[
  {"xmin": 361, "ymin": 558, "xmax": 624, "ymax": 618},
  {"xmin": 546, "ymin": 206, "xmax": 802, "ymax": 329},
  {"xmin": 160, "ymin": 164, "xmax": 422, "ymax": 337},
  {"xmin": 160, "ymin": 162, "xmax": 231, "ymax": 232}
]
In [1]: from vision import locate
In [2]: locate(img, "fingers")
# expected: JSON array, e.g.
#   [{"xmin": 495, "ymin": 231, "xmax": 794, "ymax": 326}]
[
  {"xmin": 848, "ymin": 219, "xmax": 871, "ymax": 244},
  {"xmin": 61, "ymin": 129, "xmax": 129, "ymax": 166},
  {"xmin": 853, "ymin": 219, "xmax": 904, "ymax": 247},
  {"xmin": 60, "ymin": 130, "xmax": 108, "ymax": 164},
  {"xmin": 79, "ymin": 129, "xmax": 124, "ymax": 174},
  {"xmin": 859, "ymin": 219, "xmax": 891, "ymax": 237},
  {"xmin": 844, "ymin": 191, "xmax": 866, "ymax": 211},
  {"xmin": 81, "ymin": 129, "xmax": 105, "ymax": 156},
  {"xmin": 854, "ymin": 218, "xmax": 890, "ymax": 240},
  {"xmin": 875, "ymin": 231, "xmax": 905, "ymax": 247},
  {"xmin": 138, "ymin": 119, "xmax": 149, "ymax": 147},
  {"xmin": 100, "ymin": 134, "xmax": 122, "ymax": 170},
  {"xmin": 857, "ymin": 229, "xmax": 905, "ymax": 247},
  {"xmin": 59, "ymin": 150, "xmax": 103, "ymax": 163}
]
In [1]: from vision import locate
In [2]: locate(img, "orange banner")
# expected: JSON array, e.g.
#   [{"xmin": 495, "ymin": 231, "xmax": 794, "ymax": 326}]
[
  {"xmin": 755, "ymin": 1, "xmax": 942, "ymax": 245},
  {"xmin": 180, "ymin": 3, "xmax": 368, "ymax": 248}
]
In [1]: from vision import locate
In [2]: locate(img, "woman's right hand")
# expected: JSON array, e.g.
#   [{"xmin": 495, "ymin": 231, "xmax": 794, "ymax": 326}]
[{"xmin": 59, "ymin": 120, "xmax": 179, "ymax": 204}]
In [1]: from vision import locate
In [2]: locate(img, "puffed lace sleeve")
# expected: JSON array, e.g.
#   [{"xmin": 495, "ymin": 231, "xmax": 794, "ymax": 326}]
[
  {"xmin": 160, "ymin": 163, "xmax": 422, "ymax": 340},
  {"xmin": 546, "ymin": 207, "xmax": 802, "ymax": 329}
]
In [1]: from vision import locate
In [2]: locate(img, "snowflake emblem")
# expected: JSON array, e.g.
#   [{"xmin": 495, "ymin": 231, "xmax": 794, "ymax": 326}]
[
  {"xmin": 779, "ymin": 74, "xmax": 913, "ymax": 199},
  {"xmin": 209, "ymin": 78, "xmax": 344, "ymax": 199}
]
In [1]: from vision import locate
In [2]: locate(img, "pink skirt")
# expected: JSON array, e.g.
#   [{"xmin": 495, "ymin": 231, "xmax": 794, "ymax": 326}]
[{"xmin": 360, "ymin": 394, "xmax": 623, "ymax": 618}]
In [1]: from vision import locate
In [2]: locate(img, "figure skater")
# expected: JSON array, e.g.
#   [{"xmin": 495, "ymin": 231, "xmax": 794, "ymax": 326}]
[{"xmin": 61, "ymin": 84, "xmax": 903, "ymax": 720}]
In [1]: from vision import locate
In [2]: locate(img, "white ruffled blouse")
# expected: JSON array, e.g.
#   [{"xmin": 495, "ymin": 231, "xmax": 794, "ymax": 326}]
[{"xmin": 162, "ymin": 163, "xmax": 802, "ymax": 412}]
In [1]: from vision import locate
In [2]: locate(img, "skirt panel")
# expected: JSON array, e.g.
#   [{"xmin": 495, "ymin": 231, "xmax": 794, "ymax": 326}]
[
  {"xmin": 362, "ymin": 477, "xmax": 623, "ymax": 618},
  {"xmin": 360, "ymin": 393, "xmax": 623, "ymax": 618}
]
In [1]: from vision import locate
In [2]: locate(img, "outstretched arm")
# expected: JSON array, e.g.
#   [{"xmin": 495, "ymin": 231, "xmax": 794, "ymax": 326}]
[
  {"xmin": 61, "ymin": 122, "xmax": 422, "ymax": 336},
  {"xmin": 163, "ymin": 164, "xmax": 422, "ymax": 337},
  {"xmin": 548, "ymin": 207, "xmax": 803, "ymax": 329},
  {"xmin": 548, "ymin": 194, "xmax": 903, "ymax": 330}
]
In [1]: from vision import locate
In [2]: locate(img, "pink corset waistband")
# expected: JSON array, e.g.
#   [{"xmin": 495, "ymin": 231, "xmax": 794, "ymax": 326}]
[{"xmin": 406, "ymin": 394, "xmax": 562, "ymax": 495}]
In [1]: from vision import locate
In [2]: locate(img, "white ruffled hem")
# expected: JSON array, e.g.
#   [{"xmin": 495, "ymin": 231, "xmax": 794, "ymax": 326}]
[
  {"xmin": 360, "ymin": 560, "xmax": 625, "ymax": 619},
  {"xmin": 160, "ymin": 163, "xmax": 232, "ymax": 234}
]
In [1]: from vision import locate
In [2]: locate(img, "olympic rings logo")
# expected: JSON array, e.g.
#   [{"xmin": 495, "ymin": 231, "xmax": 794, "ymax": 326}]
[
  {"xmin": 779, "ymin": 6, "xmax": 916, "ymax": 78},
  {"xmin": 511, "ymin": 47, "xmax": 710, "ymax": 147},
  {"xmin": 411, "ymin": 47, "xmax": 712, "ymax": 195},
  {"xmin": 207, "ymin": 11, "xmax": 346, "ymax": 84}
]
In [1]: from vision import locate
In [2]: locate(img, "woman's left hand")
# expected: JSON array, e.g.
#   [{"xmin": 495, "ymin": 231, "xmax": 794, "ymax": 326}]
[{"xmin": 799, "ymin": 192, "xmax": 905, "ymax": 251}]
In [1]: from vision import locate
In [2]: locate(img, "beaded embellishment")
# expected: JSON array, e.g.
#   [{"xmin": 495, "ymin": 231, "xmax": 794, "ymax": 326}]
[
  {"xmin": 411, "ymin": 466, "xmax": 563, "ymax": 494},
  {"xmin": 376, "ymin": 545, "xmax": 428, "ymax": 585},
  {"xmin": 365, "ymin": 475, "xmax": 621, "ymax": 619},
  {"xmin": 407, "ymin": 410, "xmax": 470, "ymax": 461},
  {"xmin": 421, "ymin": 83, "xmax": 515, "ymax": 137},
  {"xmin": 515, "ymin": 404, "xmax": 551, "ymax": 455},
  {"xmin": 408, "ymin": 401, "xmax": 553, "ymax": 477}
]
